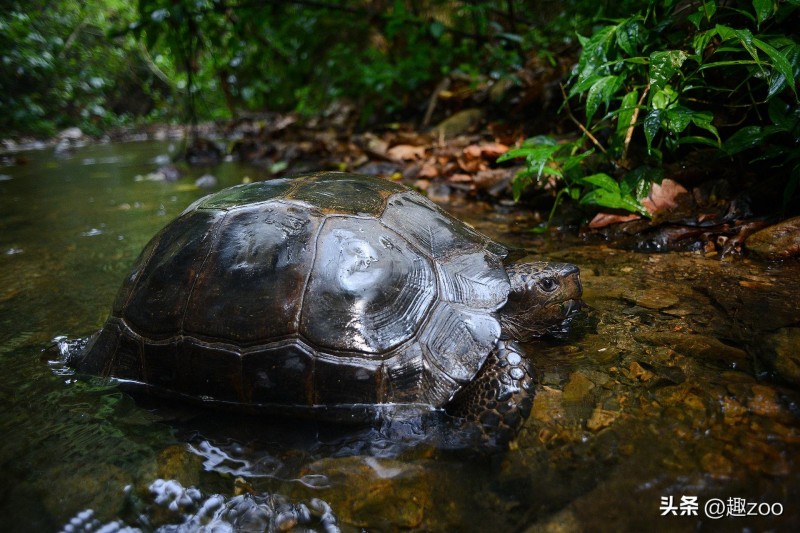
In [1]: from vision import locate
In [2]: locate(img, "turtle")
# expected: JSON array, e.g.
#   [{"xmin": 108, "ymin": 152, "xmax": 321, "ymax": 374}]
[{"xmin": 70, "ymin": 172, "xmax": 582, "ymax": 445}]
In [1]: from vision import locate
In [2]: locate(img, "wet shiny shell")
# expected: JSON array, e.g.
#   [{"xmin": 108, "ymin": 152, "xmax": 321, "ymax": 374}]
[{"xmin": 81, "ymin": 172, "xmax": 511, "ymax": 411}]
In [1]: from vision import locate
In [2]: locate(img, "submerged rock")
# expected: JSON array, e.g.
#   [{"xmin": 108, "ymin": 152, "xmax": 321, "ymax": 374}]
[
  {"xmin": 297, "ymin": 455, "xmax": 431, "ymax": 529},
  {"xmin": 155, "ymin": 445, "xmax": 203, "ymax": 488},
  {"xmin": 766, "ymin": 327, "xmax": 800, "ymax": 385},
  {"xmin": 634, "ymin": 332, "xmax": 749, "ymax": 369},
  {"xmin": 43, "ymin": 462, "xmax": 131, "ymax": 525}
]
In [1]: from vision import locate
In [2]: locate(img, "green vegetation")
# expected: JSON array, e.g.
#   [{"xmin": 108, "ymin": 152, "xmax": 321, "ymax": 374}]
[
  {"xmin": 0, "ymin": 0, "xmax": 611, "ymax": 136},
  {"xmin": 0, "ymin": 0, "xmax": 171, "ymax": 137},
  {"xmin": 2, "ymin": 1, "xmax": 797, "ymax": 220},
  {"xmin": 500, "ymin": 0, "xmax": 799, "ymax": 223}
]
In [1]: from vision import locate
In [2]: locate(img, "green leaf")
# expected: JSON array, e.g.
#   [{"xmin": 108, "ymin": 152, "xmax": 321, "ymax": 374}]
[
  {"xmin": 723, "ymin": 125, "xmax": 766, "ymax": 155},
  {"xmin": 729, "ymin": 28, "xmax": 762, "ymax": 69},
  {"xmin": 752, "ymin": 0, "xmax": 774, "ymax": 26},
  {"xmin": 692, "ymin": 29, "xmax": 716, "ymax": 57},
  {"xmin": 560, "ymin": 148, "xmax": 595, "ymax": 177},
  {"xmin": 524, "ymin": 134, "xmax": 558, "ymax": 147},
  {"xmin": 569, "ymin": 74, "xmax": 603, "ymax": 97},
  {"xmin": 663, "ymin": 105, "xmax": 693, "ymax": 133},
  {"xmin": 674, "ymin": 136, "xmax": 723, "ymax": 148},
  {"xmin": 767, "ymin": 44, "xmax": 800, "ymax": 98},
  {"xmin": 616, "ymin": 89, "xmax": 639, "ymax": 135},
  {"xmin": 580, "ymin": 188, "xmax": 649, "ymax": 216},
  {"xmin": 644, "ymin": 109, "xmax": 663, "ymax": 150},
  {"xmin": 689, "ymin": 110, "xmax": 720, "ymax": 143},
  {"xmin": 768, "ymin": 97, "xmax": 800, "ymax": 132},
  {"xmin": 579, "ymin": 173, "xmax": 620, "ymax": 193},
  {"xmin": 615, "ymin": 18, "xmax": 641, "ymax": 56},
  {"xmin": 497, "ymin": 145, "xmax": 560, "ymax": 169},
  {"xmin": 575, "ymin": 25, "xmax": 617, "ymax": 85},
  {"xmin": 585, "ymin": 75, "xmax": 622, "ymax": 123},
  {"xmin": 512, "ymin": 174, "xmax": 532, "ymax": 202},
  {"xmin": 688, "ymin": 0, "xmax": 717, "ymax": 29},
  {"xmin": 621, "ymin": 166, "xmax": 663, "ymax": 198},
  {"xmin": 752, "ymin": 37, "xmax": 798, "ymax": 97},
  {"xmin": 651, "ymin": 85, "xmax": 678, "ymax": 110},
  {"xmin": 714, "ymin": 24, "xmax": 736, "ymax": 42},
  {"xmin": 648, "ymin": 50, "xmax": 688, "ymax": 90},
  {"xmin": 429, "ymin": 21, "xmax": 445, "ymax": 39}
]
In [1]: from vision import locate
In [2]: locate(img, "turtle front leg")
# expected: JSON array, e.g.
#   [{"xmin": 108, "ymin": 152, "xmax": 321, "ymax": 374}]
[{"xmin": 446, "ymin": 339, "xmax": 534, "ymax": 446}]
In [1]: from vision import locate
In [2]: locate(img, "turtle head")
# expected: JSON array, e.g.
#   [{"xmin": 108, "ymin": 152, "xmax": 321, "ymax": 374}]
[{"xmin": 499, "ymin": 261, "xmax": 582, "ymax": 342}]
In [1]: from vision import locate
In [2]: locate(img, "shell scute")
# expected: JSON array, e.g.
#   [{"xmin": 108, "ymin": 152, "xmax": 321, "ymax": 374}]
[
  {"xmin": 241, "ymin": 343, "xmax": 315, "ymax": 406},
  {"xmin": 420, "ymin": 302, "xmax": 501, "ymax": 384},
  {"xmin": 286, "ymin": 172, "xmax": 405, "ymax": 215},
  {"xmin": 184, "ymin": 202, "xmax": 320, "ymax": 344},
  {"xmin": 300, "ymin": 216, "xmax": 436, "ymax": 354},
  {"xmin": 193, "ymin": 178, "xmax": 294, "ymax": 210},
  {"xmin": 122, "ymin": 209, "xmax": 223, "ymax": 339}
]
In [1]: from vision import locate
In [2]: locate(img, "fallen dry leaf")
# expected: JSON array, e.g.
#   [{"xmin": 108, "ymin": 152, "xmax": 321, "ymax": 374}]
[
  {"xmin": 588, "ymin": 212, "xmax": 642, "ymax": 229},
  {"xmin": 417, "ymin": 164, "xmax": 439, "ymax": 179},
  {"xmin": 456, "ymin": 156, "xmax": 487, "ymax": 173},
  {"xmin": 642, "ymin": 178, "xmax": 688, "ymax": 215},
  {"xmin": 448, "ymin": 173, "xmax": 473, "ymax": 183},
  {"xmin": 387, "ymin": 144, "xmax": 426, "ymax": 161},
  {"xmin": 463, "ymin": 142, "xmax": 509, "ymax": 159}
]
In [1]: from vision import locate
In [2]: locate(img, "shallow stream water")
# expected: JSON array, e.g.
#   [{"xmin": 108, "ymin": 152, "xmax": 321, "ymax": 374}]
[{"xmin": 1, "ymin": 141, "xmax": 798, "ymax": 531}]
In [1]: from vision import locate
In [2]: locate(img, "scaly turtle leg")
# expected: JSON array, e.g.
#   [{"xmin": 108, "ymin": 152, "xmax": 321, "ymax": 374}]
[{"xmin": 446, "ymin": 339, "xmax": 534, "ymax": 446}]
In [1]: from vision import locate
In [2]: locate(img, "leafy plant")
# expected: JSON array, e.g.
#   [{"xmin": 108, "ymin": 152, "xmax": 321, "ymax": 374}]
[
  {"xmin": 498, "ymin": 135, "xmax": 655, "ymax": 231},
  {"xmin": 0, "ymin": 0, "xmax": 168, "ymax": 137},
  {"xmin": 128, "ymin": 0, "xmax": 535, "ymax": 123},
  {"xmin": 502, "ymin": 0, "xmax": 800, "ymax": 224}
]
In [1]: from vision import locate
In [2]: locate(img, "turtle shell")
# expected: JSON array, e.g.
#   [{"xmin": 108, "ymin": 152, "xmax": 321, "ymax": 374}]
[{"xmin": 79, "ymin": 172, "xmax": 511, "ymax": 414}]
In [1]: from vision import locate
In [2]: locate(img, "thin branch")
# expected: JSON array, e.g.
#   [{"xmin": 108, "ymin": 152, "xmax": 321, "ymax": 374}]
[
  {"xmin": 58, "ymin": 17, "xmax": 91, "ymax": 59},
  {"xmin": 621, "ymin": 83, "xmax": 649, "ymax": 164},
  {"xmin": 137, "ymin": 42, "xmax": 175, "ymax": 88},
  {"xmin": 559, "ymin": 84, "xmax": 607, "ymax": 154}
]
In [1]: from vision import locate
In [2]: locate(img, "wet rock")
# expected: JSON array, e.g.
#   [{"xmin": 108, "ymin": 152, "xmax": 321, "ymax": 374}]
[
  {"xmin": 747, "ymin": 385, "xmax": 782, "ymax": 418},
  {"xmin": 194, "ymin": 174, "xmax": 218, "ymax": 189},
  {"xmin": 700, "ymin": 451, "xmax": 733, "ymax": 480},
  {"xmin": 57, "ymin": 127, "xmax": 84, "ymax": 141},
  {"xmin": 586, "ymin": 407, "xmax": 619, "ymax": 431},
  {"xmin": 626, "ymin": 361, "xmax": 654, "ymax": 382},
  {"xmin": 562, "ymin": 371, "xmax": 596, "ymax": 403},
  {"xmin": 731, "ymin": 434, "xmax": 792, "ymax": 476},
  {"xmin": 524, "ymin": 507, "xmax": 582, "ymax": 533},
  {"xmin": 766, "ymin": 327, "xmax": 800, "ymax": 385},
  {"xmin": 721, "ymin": 396, "xmax": 748, "ymax": 426},
  {"xmin": 157, "ymin": 165, "xmax": 182, "ymax": 182},
  {"xmin": 626, "ymin": 288, "xmax": 680, "ymax": 310},
  {"xmin": 745, "ymin": 216, "xmax": 800, "ymax": 260},
  {"xmin": 431, "ymin": 108, "xmax": 485, "ymax": 139},
  {"xmin": 531, "ymin": 386, "xmax": 566, "ymax": 424},
  {"xmin": 634, "ymin": 332, "xmax": 749, "ymax": 369},
  {"xmin": 297, "ymin": 455, "xmax": 431, "ymax": 529}
]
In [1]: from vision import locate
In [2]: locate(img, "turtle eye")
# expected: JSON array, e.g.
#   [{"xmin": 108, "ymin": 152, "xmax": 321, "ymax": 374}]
[{"xmin": 537, "ymin": 277, "xmax": 559, "ymax": 292}]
